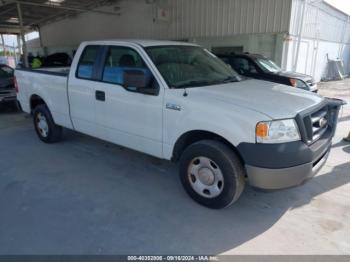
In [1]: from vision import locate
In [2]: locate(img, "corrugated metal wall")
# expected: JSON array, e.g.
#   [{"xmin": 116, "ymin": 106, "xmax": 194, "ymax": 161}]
[
  {"xmin": 38, "ymin": 0, "xmax": 167, "ymax": 47},
  {"xmin": 290, "ymin": 0, "xmax": 350, "ymax": 43},
  {"xmin": 286, "ymin": 0, "xmax": 350, "ymax": 81},
  {"xmin": 166, "ymin": 0, "xmax": 292, "ymax": 39},
  {"xmin": 36, "ymin": 0, "xmax": 292, "ymax": 48}
]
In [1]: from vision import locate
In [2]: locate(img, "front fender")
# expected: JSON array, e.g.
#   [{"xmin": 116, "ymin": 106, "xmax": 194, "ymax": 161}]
[{"xmin": 162, "ymin": 93, "xmax": 270, "ymax": 159}]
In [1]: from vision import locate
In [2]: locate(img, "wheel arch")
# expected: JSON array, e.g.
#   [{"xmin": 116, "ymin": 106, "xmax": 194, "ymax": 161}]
[
  {"xmin": 30, "ymin": 94, "xmax": 47, "ymax": 113},
  {"xmin": 171, "ymin": 130, "xmax": 245, "ymax": 165}
]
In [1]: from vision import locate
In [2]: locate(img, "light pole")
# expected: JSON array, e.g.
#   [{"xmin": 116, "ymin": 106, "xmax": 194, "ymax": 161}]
[{"xmin": 17, "ymin": 2, "xmax": 29, "ymax": 68}]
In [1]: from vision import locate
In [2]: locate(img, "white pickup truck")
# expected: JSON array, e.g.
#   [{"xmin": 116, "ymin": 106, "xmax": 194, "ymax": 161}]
[{"xmin": 15, "ymin": 40, "xmax": 342, "ymax": 209}]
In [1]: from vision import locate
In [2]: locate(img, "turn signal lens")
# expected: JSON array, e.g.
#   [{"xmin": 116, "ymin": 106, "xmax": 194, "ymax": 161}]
[
  {"xmin": 256, "ymin": 119, "xmax": 301, "ymax": 144},
  {"xmin": 256, "ymin": 122, "xmax": 269, "ymax": 138},
  {"xmin": 289, "ymin": 78, "xmax": 297, "ymax": 87}
]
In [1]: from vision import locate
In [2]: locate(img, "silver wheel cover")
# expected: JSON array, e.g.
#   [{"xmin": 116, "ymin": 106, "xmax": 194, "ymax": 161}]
[
  {"xmin": 36, "ymin": 112, "xmax": 49, "ymax": 138},
  {"xmin": 187, "ymin": 156, "xmax": 224, "ymax": 198}
]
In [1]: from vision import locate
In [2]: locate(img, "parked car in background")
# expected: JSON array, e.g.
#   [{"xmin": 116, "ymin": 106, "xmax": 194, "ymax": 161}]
[
  {"xmin": 15, "ymin": 40, "xmax": 342, "ymax": 209},
  {"xmin": 17, "ymin": 53, "xmax": 72, "ymax": 69},
  {"xmin": 0, "ymin": 64, "xmax": 16, "ymax": 106},
  {"xmin": 218, "ymin": 53, "xmax": 318, "ymax": 92},
  {"xmin": 42, "ymin": 53, "xmax": 72, "ymax": 67}
]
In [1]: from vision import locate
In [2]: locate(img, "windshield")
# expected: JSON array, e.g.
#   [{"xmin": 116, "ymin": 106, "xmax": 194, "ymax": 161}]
[
  {"xmin": 256, "ymin": 58, "xmax": 281, "ymax": 73},
  {"xmin": 145, "ymin": 45, "xmax": 241, "ymax": 88}
]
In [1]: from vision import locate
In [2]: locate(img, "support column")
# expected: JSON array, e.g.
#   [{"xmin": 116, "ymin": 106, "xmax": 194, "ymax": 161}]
[
  {"xmin": 13, "ymin": 41, "xmax": 17, "ymax": 65},
  {"xmin": 293, "ymin": 0, "xmax": 308, "ymax": 72},
  {"xmin": 37, "ymin": 26, "xmax": 47, "ymax": 56},
  {"xmin": 16, "ymin": 34, "xmax": 21, "ymax": 55},
  {"xmin": 17, "ymin": 2, "xmax": 29, "ymax": 68},
  {"xmin": 0, "ymin": 34, "xmax": 6, "ymax": 56}
]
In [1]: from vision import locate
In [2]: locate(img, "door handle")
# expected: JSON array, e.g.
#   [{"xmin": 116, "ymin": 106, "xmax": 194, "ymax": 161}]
[{"xmin": 95, "ymin": 90, "xmax": 105, "ymax": 101}]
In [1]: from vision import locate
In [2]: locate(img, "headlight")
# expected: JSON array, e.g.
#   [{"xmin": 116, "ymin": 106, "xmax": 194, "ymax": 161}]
[
  {"xmin": 289, "ymin": 78, "xmax": 307, "ymax": 89},
  {"xmin": 256, "ymin": 119, "xmax": 301, "ymax": 143}
]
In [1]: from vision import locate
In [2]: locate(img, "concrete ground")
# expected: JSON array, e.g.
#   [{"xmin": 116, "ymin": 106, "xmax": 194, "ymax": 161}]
[{"xmin": 0, "ymin": 81, "xmax": 349, "ymax": 255}]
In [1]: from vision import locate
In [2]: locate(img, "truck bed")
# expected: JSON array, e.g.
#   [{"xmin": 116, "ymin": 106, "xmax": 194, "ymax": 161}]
[
  {"xmin": 17, "ymin": 66, "xmax": 70, "ymax": 76},
  {"xmin": 15, "ymin": 67, "xmax": 73, "ymax": 129}
]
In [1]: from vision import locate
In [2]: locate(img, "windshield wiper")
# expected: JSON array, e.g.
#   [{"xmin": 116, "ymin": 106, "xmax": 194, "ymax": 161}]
[
  {"xmin": 174, "ymin": 80, "xmax": 213, "ymax": 89},
  {"xmin": 220, "ymin": 76, "xmax": 240, "ymax": 83},
  {"xmin": 173, "ymin": 76, "xmax": 240, "ymax": 89}
]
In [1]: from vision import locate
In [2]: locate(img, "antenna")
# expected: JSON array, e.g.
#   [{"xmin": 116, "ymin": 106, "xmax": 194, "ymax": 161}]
[{"xmin": 183, "ymin": 88, "xmax": 188, "ymax": 97}]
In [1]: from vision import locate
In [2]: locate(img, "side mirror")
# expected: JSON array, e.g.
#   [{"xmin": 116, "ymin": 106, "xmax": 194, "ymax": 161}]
[{"xmin": 123, "ymin": 69, "xmax": 158, "ymax": 95}]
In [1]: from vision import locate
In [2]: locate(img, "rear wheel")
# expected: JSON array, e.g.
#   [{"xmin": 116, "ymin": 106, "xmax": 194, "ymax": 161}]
[
  {"xmin": 33, "ymin": 105, "xmax": 62, "ymax": 143},
  {"xmin": 179, "ymin": 140, "xmax": 245, "ymax": 209}
]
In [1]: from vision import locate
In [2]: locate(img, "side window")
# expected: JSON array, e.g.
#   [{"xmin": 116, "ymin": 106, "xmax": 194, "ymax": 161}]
[
  {"xmin": 220, "ymin": 57, "xmax": 230, "ymax": 64},
  {"xmin": 247, "ymin": 60, "xmax": 258, "ymax": 74},
  {"xmin": 76, "ymin": 45, "xmax": 99, "ymax": 79},
  {"xmin": 232, "ymin": 58, "xmax": 257, "ymax": 75},
  {"xmin": 102, "ymin": 46, "xmax": 151, "ymax": 86}
]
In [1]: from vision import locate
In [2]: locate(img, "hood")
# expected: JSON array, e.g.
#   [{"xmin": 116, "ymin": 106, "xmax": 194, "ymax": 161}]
[
  {"xmin": 189, "ymin": 79, "xmax": 324, "ymax": 119},
  {"xmin": 275, "ymin": 71, "xmax": 313, "ymax": 82}
]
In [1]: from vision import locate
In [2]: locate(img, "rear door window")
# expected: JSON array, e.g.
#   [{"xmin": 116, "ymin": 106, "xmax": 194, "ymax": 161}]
[{"xmin": 76, "ymin": 45, "xmax": 100, "ymax": 79}]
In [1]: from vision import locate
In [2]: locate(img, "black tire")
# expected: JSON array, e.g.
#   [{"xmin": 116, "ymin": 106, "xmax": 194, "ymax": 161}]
[
  {"xmin": 33, "ymin": 104, "xmax": 62, "ymax": 143},
  {"xmin": 179, "ymin": 140, "xmax": 245, "ymax": 209}
]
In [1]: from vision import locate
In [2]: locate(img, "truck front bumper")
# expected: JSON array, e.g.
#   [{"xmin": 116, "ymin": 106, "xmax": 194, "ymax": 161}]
[
  {"xmin": 237, "ymin": 98, "xmax": 342, "ymax": 190},
  {"xmin": 245, "ymin": 146, "xmax": 330, "ymax": 190},
  {"xmin": 237, "ymin": 129, "xmax": 333, "ymax": 190}
]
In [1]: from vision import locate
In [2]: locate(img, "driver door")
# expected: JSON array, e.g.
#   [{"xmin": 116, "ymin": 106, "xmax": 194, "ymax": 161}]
[{"xmin": 94, "ymin": 45, "xmax": 164, "ymax": 158}]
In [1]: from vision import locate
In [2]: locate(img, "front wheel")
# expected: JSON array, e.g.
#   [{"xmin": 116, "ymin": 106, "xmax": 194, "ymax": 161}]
[
  {"xmin": 33, "ymin": 105, "xmax": 62, "ymax": 143},
  {"xmin": 179, "ymin": 140, "xmax": 245, "ymax": 209}
]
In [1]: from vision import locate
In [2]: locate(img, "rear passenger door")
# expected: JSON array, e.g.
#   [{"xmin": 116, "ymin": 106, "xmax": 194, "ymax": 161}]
[
  {"xmin": 94, "ymin": 45, "xmax": 164, "ymax": 158},
  {"xmin": 68, "ymin": 45, "xmax": 102, "ymax": 137}
]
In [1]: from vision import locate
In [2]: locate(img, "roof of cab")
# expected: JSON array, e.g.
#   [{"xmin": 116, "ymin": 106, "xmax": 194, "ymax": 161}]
[{"xmin": 81, "ymin": 39, "xmax": 199, "ymax": 47}]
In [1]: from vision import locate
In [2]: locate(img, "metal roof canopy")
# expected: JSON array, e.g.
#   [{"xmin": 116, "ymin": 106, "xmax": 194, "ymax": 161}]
[
  {"xmin": 0, "ymin": 0, "xmax": 120, "ymax": 34},
  {"xmin": 0, "ymin": 0, "xmax": 120, "ymax": 67}
]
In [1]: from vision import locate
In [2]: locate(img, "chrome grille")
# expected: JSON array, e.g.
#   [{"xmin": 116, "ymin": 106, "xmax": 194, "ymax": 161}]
[
  {"xmin": 310, "ymin": 108, "xmax": 328, "ymax": 141},
  {"xmin": 296, "ymin": 99, "xmax": 342, "ymax": 145},
  {"xmin": 301, "ymin": 105, "xmax": 330, "ymax": 144}
]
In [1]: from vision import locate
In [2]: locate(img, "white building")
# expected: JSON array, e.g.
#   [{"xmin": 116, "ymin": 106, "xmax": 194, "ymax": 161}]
[{"xmin": 26, "ymin": 0, "xmax": 350, "ymax": 82}]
